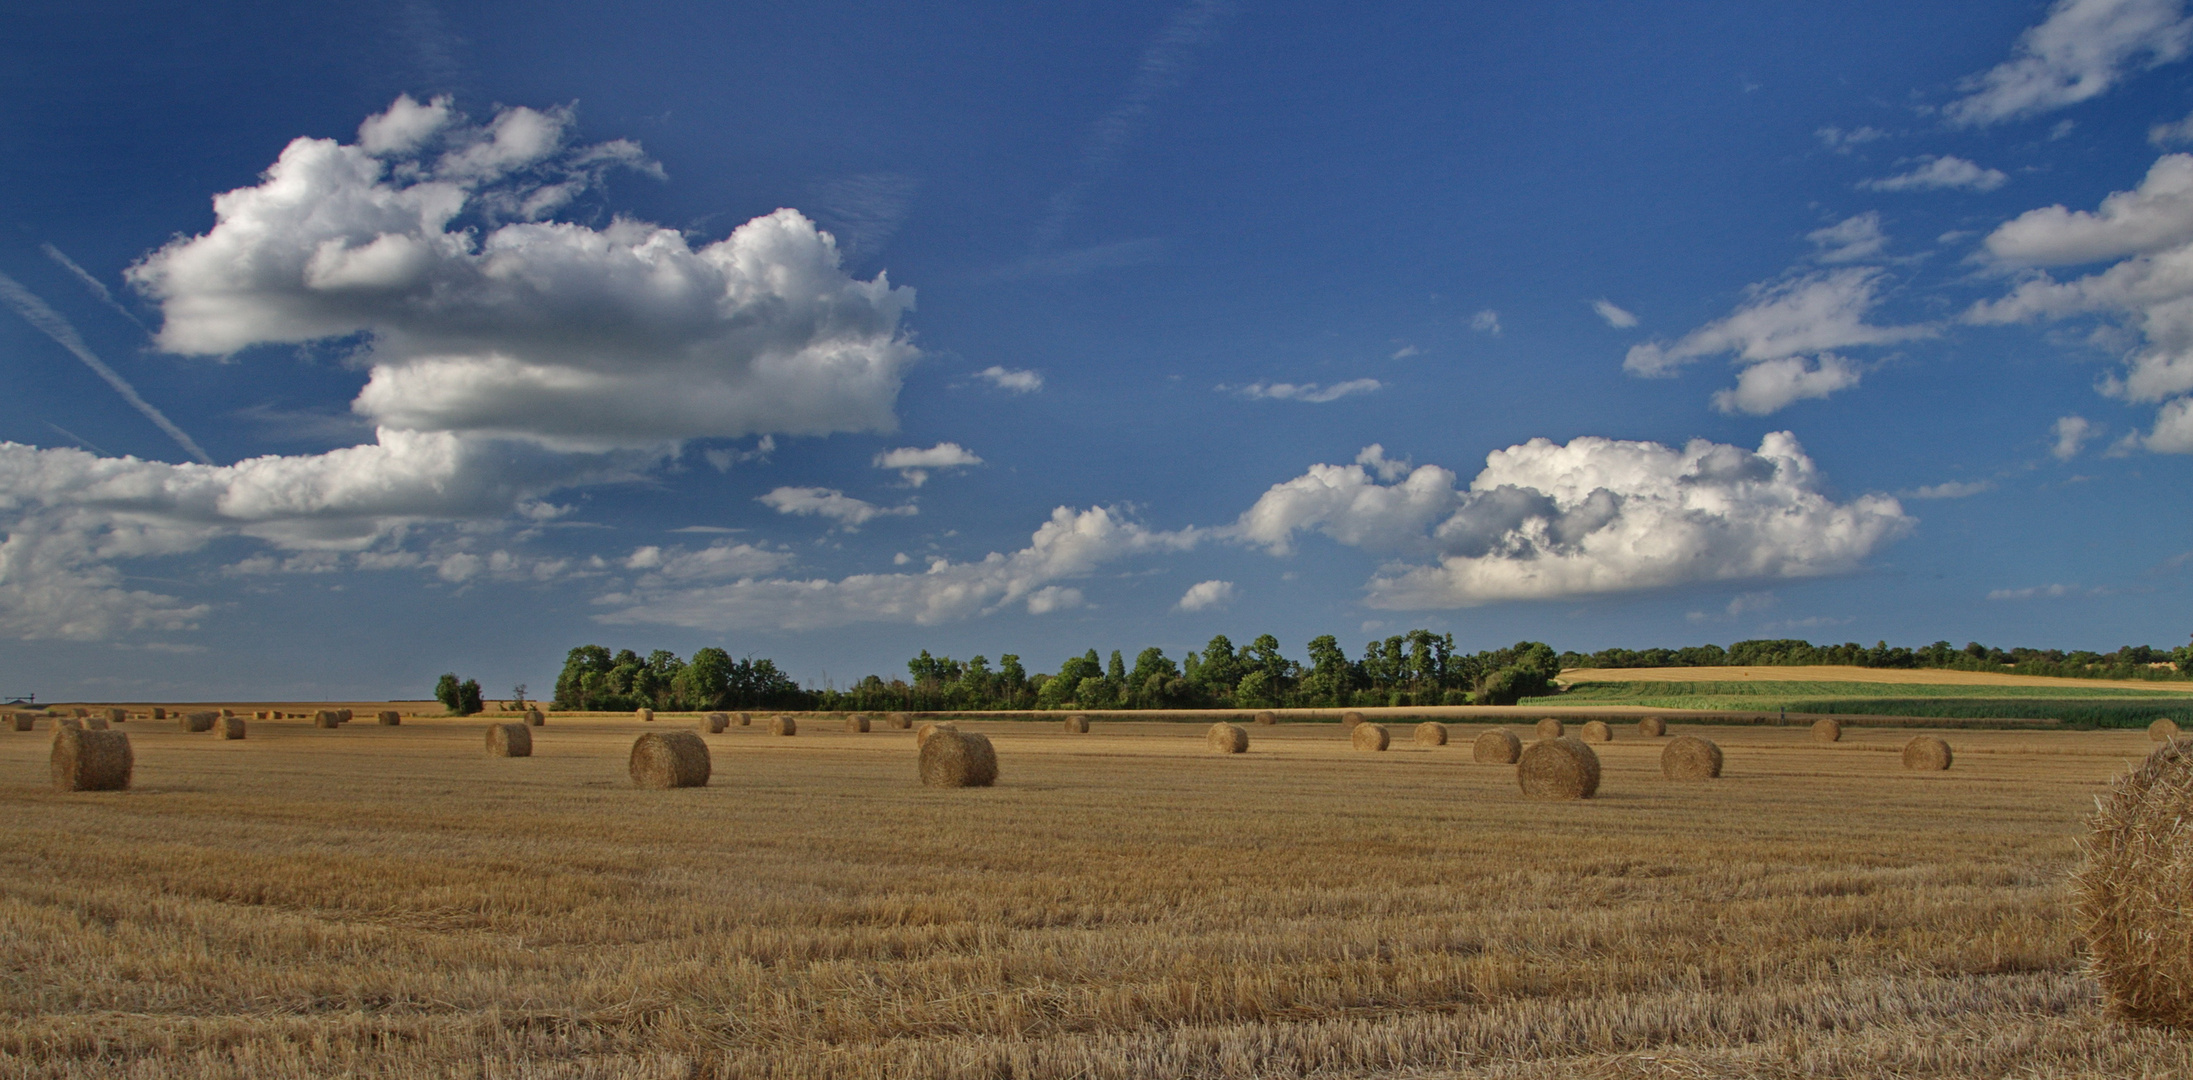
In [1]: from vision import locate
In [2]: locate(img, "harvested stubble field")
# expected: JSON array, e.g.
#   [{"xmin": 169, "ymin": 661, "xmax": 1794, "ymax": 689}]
[{"xmin": 2, "ymin": 713, "xmax": 2189, "ymax": 1078}]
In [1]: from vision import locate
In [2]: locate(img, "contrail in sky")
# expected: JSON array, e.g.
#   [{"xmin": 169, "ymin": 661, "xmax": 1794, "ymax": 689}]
[
  {"xmin": 0, "ymin": 271, "xmax": 213, "ymax": 464},
  {"xmin": 41, "ymin": 243, "xmax": 151, "ymax": 332}
]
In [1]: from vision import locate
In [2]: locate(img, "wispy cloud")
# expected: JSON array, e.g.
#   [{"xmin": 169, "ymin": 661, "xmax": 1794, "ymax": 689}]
[
  {"xmin": 1470, "ymin": 309, "xmax": 1502, "ymax": 335},
  {"xmin": 1589, "ymin": 299, "xmax": 1639, "ymax": 328},
  {"xmin": 1946, "ymin": 0, "xmax": 2193, "ymax": 126},
  {"xmin": 1905, "ymin": 479, "xmax": 1995, "ymax": 499},
  {"xmin": 42, "ymin": 244, "xmax": 149, "ymax": 331},
  {"xmin": 976, "ymin": 366, "xmax": 1043, "ymax": 392},
  {"xmin": 1226, "ymin": 379, "xmax": 1382, "ymax": 403},
  {"xmin": 0, "ymin": 271, "xmax": 213, "ymax": 464},
  {"xmin": 874, "ymin": 442, "xmax": 982, "ymax": 487},
  {"xmin": 756, "ymin": 486, "xmax": 917, "ymax": 529},
  {"xmin": 1859, "ymin": 155, "xmax": 2008, "ymax": 192}
]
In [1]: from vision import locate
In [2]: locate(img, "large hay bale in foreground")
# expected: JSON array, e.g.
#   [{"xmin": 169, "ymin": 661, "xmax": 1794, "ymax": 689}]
[
  {"xmin": 1903, "ymin": 736, "xmax": 1953, "ymax": 771},
  {"xmin": 1062, "ymin": 714, "xmax": 1089, "ymax": 733},
  {"xmin": 919, "ymin": 729, "xmax": 998, "ymax": 788},
  {"xmin": 313, "ymin": 710, "xmax": 340, "ymax": 729},
  {"xmin": 377, "ymin": 710, "xmax": 401, "ymax": 726},
  {"xmin": 2076, "ymin": 738, "xmax": 2193, "ymax": 1026},
  {"xmin": 2151, "ymin": 718, "xmax": 2181, "ymax": 741},
  {"xmin": 1341, "ymin": 711, "xmax": 1364, "ymax": 728},
  {"xmin": 51, "ymin": 728, "xmax": 131, "ymax": 791},
  {"xmin": 1352, "ymin": 723, "xmax": 1390, "ymax": 751},
  {"xmin": 1661, "ymin": 735, "xmax": 1722, "ymax": 780},
  {"xmin": 1813, "ymin": 718, "xmax": 1843, "ymax": 743},
  {"xmin": 485, "ymin": 723, "xmax": 532, "ymax": 757},
  {"xmin": 916, "ymin": 721, "xmax": 958, "ymax": 748},
  {"xmin": 886, "ymin": 712, "xmax": 911, "ymax": 729},
  {"xmin": 1413, "ymin": 721, "xmax": 1447, "ymax": 746},
  {"xmin": 1254, "ymin": 711, "xmax": 1278, "ymax": 725},
  {"xmin": 1474, "ymin": 729, "xmax": 1522, "ymax": 764},
  {"xmin": 1638, "ymin": 716, "xmax": 1667, "ymax": 737},
  {"xmin": 845, "ymin": 714, "xmax": 870, "ymax": 733},
  {"xmin": 1534, "ymin": 718, "xmax": 1564, "ymax": 739},
  {"xmin": 770, "ymin": 714, "xmax": 797, "ymax": 736},
  {"xmin": 703, "ymin": 712, "xmax": 728, "ymax": 733},
  {"xmin": 1580, "ymin": 720, "xmax": 1613, "ymax": 743},
  {"xmin": 526, "ymin": 708, "xmax": 545, "ymax": 726},
  {"xmin": 638, "ymin": 707, "xmax": 654, "ymax": 723},
  {"xmin": 216, "ymin": 716, "xmax": 246, "ymax": 740},
  {"xmin": 1518, "ymin": 737, "xmax": 1600, "ymax": 800},
  {"xmin": 630, "ymin": 731, "xmax": 710, "ymax": 788},
  {"xmin": 1207, "ymin": 722, "xmax": 1249, "ymax": 754},
  {"xmin": 182, "ymin": 711, "xmax": 217, "ymax": 733}
]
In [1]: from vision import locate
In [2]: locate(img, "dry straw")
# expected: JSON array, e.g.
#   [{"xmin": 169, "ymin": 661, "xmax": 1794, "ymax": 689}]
[
  {"xmin": 1661, "ymin": 735, "xmax": 1722, "ymax": 780},
  {"xmin": 183, "ymin": 711, "xmax": 217, "ymax": 733},
  {"xmin": 313, "ymin": 710, "xmax": 340, "ymax": 729},
  {"xmin": 216, "ymin": 716, "xmax": 246, "ymax": 740},
  {"xmin": 1580, "ymin": 720, "xmax": 1613, "ymax": 743},
  {"xmin": 737, "ymin": 712, "xmax": 752, "ymax": 726},
  {"xmin": 1254, "ymin": 711, "xmax": 1278, "ymax": 725},
  {"xmin": 1813, "ymin": 718, "xmax": 1843, "ymax": 743},
  {"xmin": 1206, "ymin": 722, "xmax": 1249, "ymax": 754},
  {"xmin": 1518, "ymin": 737, "xmax": 1600, "ymax": 800},
  {"xmin": 1638, "ymin": 716, "xmax": 1667, "ymax": 737},
  {"xmin": 51, "ymin": 728, "xmax": 131, "ymax": 791},
  {"xmin": 2150, "ymin": 718, "xmax": 2181, "ymax": 741},
  {"xmin": 1534, "ymin": 718, "xmax": 1564, "ymax": 739},
  {"xmin": 919, "ymin": 728, "xmax": 998, "ymax": 788},
  {"xmin": 916, "ymin": 721, "xmax": 958, "ymax": 748},
  {"xmin": 2076, "ymin": 738, "xmax": 2193, "ymax": 1025},
  {"xmin": 638, "ymin": 707, "xmax": 654, "ymax": 723},
  {"xmin": 377, "ymin": 710, "xmax": 402, "ymax": 726},
  {"xmin": 770, "ymin": 714, "xmax": 798, "ymax": 736},
  {"xmin": 1341, "ymin": 711, "xmax": 1365, "ymax": 728},
  {"xmin": 73, "ymin": 708, "xmax": 88, "ymax": 718},
  {"xmin": 151, "ymin": 707, "xmax": 166, "ymax": 720},
  {"xmin": 337, "ymin": 709, "xmax": 352, "ymax": 723},
  {"xmin": 845, "ymin": 714, "xmax": 870, "ymax": 733},
  {"xmin": 85, "ymin": 715, "xmax": 109, "ymax": 731},
  {"xmin": 1474, "ymin": 729, "xmax": 1522, "ymax": 764},
  {"xmin": 1413, "ymin": 721, "xmax": 1447, "ymax": 746},
  {"xmin": 1903, "ymin": 736, "xmax": 1953, "ymax": 771},
  {"xmin": 887, "ymin": 712, "xmax": 911, "ymax": 729},
  {"xmin": 10, "ymin": 713, "xmax": 32, "ymax": 732},
  {"xmin": 630, "ymin": 731, "xmax": 710, "ymax": 788},
  {"xmin": 1062, "ymin": 714, "xmax": 1090, "ymax": 733},
  {"xmin": 1352, "ymin": 723, "xmax": 1390, "ymax": 751},
  {"xmin": 704, "ymin": 712, "xmax": 728, "ymax": 733},
  {"xmin": 105, "ymin": 708, "xmax": 126, "ymax": 725},
  {"xmin": 486, "ymin": 723, "xmax": 532, "ymax": 757},
  {"xmin": 56, "ymin": 717, "xmax": 83, "ymax": 731},
  {"xmin": 526, "ymin": 708, "xmax": 545, "ymax": 726}
]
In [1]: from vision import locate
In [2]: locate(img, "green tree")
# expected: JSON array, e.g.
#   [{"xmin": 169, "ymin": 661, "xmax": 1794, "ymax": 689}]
[
  {"xmin": 435, "ymin": 672, "xmax": 462, "ymax": 714},
  {"xmin": 456, "ymin": 678, "xmax": 484, "ymax": 716}
]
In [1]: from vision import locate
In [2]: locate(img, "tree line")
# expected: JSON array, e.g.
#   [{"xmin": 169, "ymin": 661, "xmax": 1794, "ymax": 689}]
[{"xmin": 542, "ymin": 632, "xmax": 2193, "ymax": 713}]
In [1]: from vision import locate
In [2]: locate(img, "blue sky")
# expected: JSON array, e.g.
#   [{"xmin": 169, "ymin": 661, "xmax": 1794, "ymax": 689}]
[{"xmin": 4, "ymin": 0, "xmax": 2193, "ymax": 701}]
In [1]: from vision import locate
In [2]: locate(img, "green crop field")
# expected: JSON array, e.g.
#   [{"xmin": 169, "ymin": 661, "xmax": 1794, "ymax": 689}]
[{"xmin": 1534, "ymin": 680, "xmax": 2193, "ymax": 728}]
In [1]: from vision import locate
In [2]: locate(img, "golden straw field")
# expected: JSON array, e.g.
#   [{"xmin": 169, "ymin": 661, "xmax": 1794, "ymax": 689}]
[{"xmin": 3, "ymin": 711, "xmax": 2190, "ymax": 1078}]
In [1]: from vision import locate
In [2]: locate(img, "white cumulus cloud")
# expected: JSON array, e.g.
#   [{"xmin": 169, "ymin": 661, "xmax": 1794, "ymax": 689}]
[
  {"xmin": 127, "ymin": 95, "xmax": 916, "ymax": 453},
  {"xmin": 756, "ymin": 487, "xmax": 916, "ymax": 529},
  {"xmin": 1230, "ymin": 379, "xmax": 1382, "ymax": 403},
  {"xmin": 1710, "ymin": 354, "xmax": 1863, "ymax": 415},
  {"xmin": 1623, "ymin": 269, "xmax": 1930, "ymax": 412},
  {"xmin": 2053, "ymin": 415, "xmax": 2098, "ymax": 459},
  {"xmin": 1947, "ymin": 0, "xmax": 2193, "ymax": 126},
  {"xmin": 1175, "ymin": 579, "xmax": 1236, "ymax": 612},
  {"xmin": 873, "ymin": 442, "xmax": 982, "ymax": 486},
  {"xmin": 975, "ymin": 366, "xmax": 1043, "ymax": 392},
  {"xmin": 1858, "ymin": 156, "xmax": 2009, "ymax": 192},
  {"xmin": 1232, "ymin": 433, "xmax": 1912, "ymax": 608}
]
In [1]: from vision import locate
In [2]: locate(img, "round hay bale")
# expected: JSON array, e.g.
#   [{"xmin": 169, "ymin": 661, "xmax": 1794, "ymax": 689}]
[
  {"xmin": 526, "ymin": 708, "xmax": 545, "ymax": 727},
  {"xmin": 1580, "ymin": 720, "xmax": 1613, "ymax": 743},
  {"xmin": 485, "ymin": 723, "xmax": 532, "ymax": 758},
  {"xmin": 2151, "ymin": 718, "xmax": 2181, "ymax": 741},
  {"xmin": 313, "ymin": 710, "xmax": 340, "ymax": 729},
  {"xmin": 770, "ymin": 714, "xmax": 797, "ymax": 736},
  {"xmin": 50, "ymin": 728, "xmax": 131, "ymax": 791},
  {"xmin": 845, "ymin": 713, "xmax": 870, "ymax": 733},
  {"xmin": 10, "ymin": 713, "xmax": 32, "ymax": 732},
  {"xmin": 56, "ymin": 717, "xmax": 83, "ymax": 731},
  {"xmin": 105, "ymin": 708, "xmax": 126, "ymax": 725},
  {"xmin": 638, "ymin": 707, "xmax": 654, "ymax": 723},
  {"xmin": 1254, "ymin": 710, "xmax": 1278, "ymax": 725},
  {"xmin": 1413, "ymin": 721, "xmax": 1448, "ymax": 746},
  {"xmin": 1473, "ymin": 728, "xmax": 1522, "ymax": 764},
  {"xmin": 887, "ymin": 712, "xmax": 911, "ymax": 729},
  {"xmin": 1517, "ymin": 737, "xmax": 1600, "ymax": 800},
  {"xmin": 919, "ymin": 729, "xmax": 998, "ymax": 788},
  {"xmin": 1341, "ymin": 711, "xmax": 1365, "ymax": 728},
  {"xmin": 72, "ymin": 708, "xmax": 89, "ymax": 718},
  {"xmin": 377, "ymin": 710, "xmax": 401, "ymax": 726},
  {"xmin": 1534, "ymin": 718, "xmax": 1565, "ymax": 739},
  {"xmin": 1812, "ymin": 718, "xmax": 1842, "ymax": 743},
  {"xmin": 737, "ymin": 712, "xmax": 752, "ymax": 727},
  {"xmin": 1352, "ymin": 723, "xmax": 1390, "ymax": 751},
  {"xmin": 183, "ymin": 711, "xmax": 217, "ymax": 733},
  {"xmin": 630, "ymin": 731, "xmax": 710, "ymax": 788},
  {"xmin": 1661, "ymin": 735, "xmax": 1722, "ymax": 780},
  {"xmin": 1902, "ymin": 736, "xmax": 1952, "ymax": 771},
  {"xmin": 1638, "ymin": 716, "xmax": 1667, "ymax": 737},
  {"xmin": 337, "ymin": 709, "xmax": 352, "ymax": 723},
  {"xmin": 704, "ymin": 712, "xmax": 728, "ymax": 733},
  {"xmin": 151, "ymin": 707, "xmax": 166, "ymax": 720},
  {"xmin": 1207, "ymin": 722, "xmax": 1249, "ymax": 754},
  {"xmin": 1062, "ymin": 714, "xmax": 1089, "ymax": 733},
  {"xmin": 216, "ymin": 716, "xmax": 246, "ymax": 740},
  {"xmin": 2075, "ymin": 738, "xmax": 2193, "ymax": 1025},
  {"xmin": 916, "ymin": 721, "xmax": 958, "ymax": 748},
  {"xmin": 84, "ymin": 715, "xmax": 109, "ymax": 731}
]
